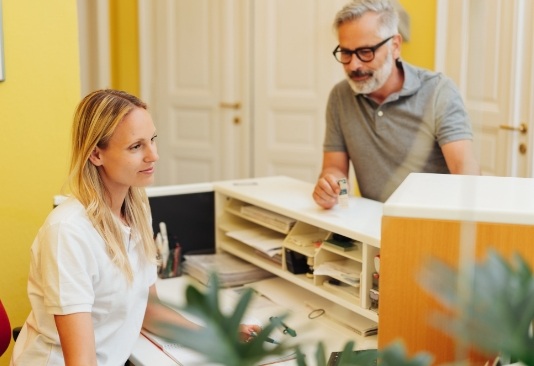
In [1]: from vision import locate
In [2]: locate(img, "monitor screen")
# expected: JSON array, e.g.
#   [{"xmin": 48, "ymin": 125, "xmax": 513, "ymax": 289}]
[{"xmin": 147, "ymin": 183, "xmax": 216, "ymax": 258}]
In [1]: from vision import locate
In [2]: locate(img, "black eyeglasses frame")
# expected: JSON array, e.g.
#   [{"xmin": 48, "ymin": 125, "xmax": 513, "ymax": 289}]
[{"xmin": 332, "ymin": 35, "xmax": 395, "ymax": 64}]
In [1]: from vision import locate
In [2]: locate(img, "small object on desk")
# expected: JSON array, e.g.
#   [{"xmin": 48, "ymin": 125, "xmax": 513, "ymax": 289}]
[
  {"xmin": 233, "ymin": 181, "xmax": 258, "ymax": 186},
  {"xmin": 369, "ymin": 288, "xmax": 379, "ymax": 310},
  {"xmin": 321, "ymin": 239, "xmax": 359, "ymax": 252},
  {"xmin": 322, "ymin": 233, "xmax": 361, "ymax": 252},
  {"xmin": 163, "ymin": 243, "xmax": 182, "ymax": 278},
  {"xmin": 284, "ymin": 249, "xmax": 309, "ymax": 274},
  {"xmin": 305, "ymin": 301, "xmax": 378, "ymax": 337},
  {"xmin": 269, "ymin": 316, "xmax": 297, "ymax": 337},
  {"xmin": 337, "ymin": 178, "xmax": 349, "ymax": 208},
  {"xmin": 327, "ymin": 349, "xmax": 378, "ymax": 366},
  {"xmin": 158, "ymin": 222, "xmax": 170, "ymax": 271},
  {"xmin": 249, "ymin": 331, "xmax": 280, "ymax": 345}
]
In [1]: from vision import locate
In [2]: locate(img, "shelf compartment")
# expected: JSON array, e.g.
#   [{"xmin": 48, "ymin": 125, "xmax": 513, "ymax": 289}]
[
  {"xmin": 285, "ymin": 221, "xmax": 328, "ymax": 246},
  {"xmin": 219, "ymin": 237, "xmax": 284, "ymax": 269},
  {"xmin": 225, "ymin": 198, "xmax": 296, "ymax": 234}
]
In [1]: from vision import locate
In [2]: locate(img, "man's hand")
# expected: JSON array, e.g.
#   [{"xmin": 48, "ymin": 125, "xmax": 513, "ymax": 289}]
[{"xmin": 313, "ymin": 174, "xmax": 343, "ymax": 209}]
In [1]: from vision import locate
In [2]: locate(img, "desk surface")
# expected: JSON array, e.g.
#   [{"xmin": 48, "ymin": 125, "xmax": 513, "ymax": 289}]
[
  {"xmin": 129, "ymin": 276, "xmax": 377, "ymax": 366},
  {"xmin": 384, "ymin": 173, "xmax": 534, "ymax": 225},
  {"xmin": 213, "ymin": 176, "xmax": 383, "ymax": 247}
]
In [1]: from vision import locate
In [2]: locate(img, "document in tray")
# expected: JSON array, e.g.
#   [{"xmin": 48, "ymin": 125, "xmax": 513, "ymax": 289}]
[
  {"xmin": 183, "ymin": 253, "xmax": 274, "ymax": 287},
  {"xmin": 226, "ymin": 227, "xmax": 285, "ymax": 257},
  {"xmin": 313, "ymin": 260, "xmax": 360, "ymax": 286},
  {"xmin": 240, "ymin": 205, "xmax": 296, "ymax": 233}
]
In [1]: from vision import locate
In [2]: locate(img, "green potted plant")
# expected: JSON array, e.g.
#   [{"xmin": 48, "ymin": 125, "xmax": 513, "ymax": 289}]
[
  {"xmin": 155, "ymin": 272, "xmax": 434, "ymax": 366},
  {"xmin": 418, "ymin": 249, "xmax": 534, "ymax": 366},
  {"xmin": 156, "ymin": 249, "xmax": 533, "ymax": 365}
]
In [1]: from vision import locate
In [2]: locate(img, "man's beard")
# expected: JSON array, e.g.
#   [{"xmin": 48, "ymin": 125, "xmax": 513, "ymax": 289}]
[{"xmin": 346, "ymin": 49, "xmax": 393, "ymax": 95}]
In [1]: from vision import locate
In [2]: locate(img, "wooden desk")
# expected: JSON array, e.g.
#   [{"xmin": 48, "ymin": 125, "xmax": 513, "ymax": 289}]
[
  {"xmin": 378, "ymin": 173, "xmax": 534, "ymax": 365},
  {"xmin": 129, "ymin": 276, "xmax": 377, "ymax": 366}
]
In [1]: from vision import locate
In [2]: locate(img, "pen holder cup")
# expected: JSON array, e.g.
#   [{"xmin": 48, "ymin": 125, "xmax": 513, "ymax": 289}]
[{"xmin": 158, "ymin": 244, "xmax": 182, "ymax": 279}]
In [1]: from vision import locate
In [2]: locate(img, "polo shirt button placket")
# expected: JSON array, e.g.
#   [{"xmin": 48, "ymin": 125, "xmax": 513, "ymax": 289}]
[{"xmin": 377, "ymin": 110, "xmax": 384, "ymax": 117}]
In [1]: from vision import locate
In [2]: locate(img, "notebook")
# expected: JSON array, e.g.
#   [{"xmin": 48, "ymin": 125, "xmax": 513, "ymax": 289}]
[
  {"xmin": 141, "ymin": 329, "xmax": 298, "ymax": 365},
  {"xmin": 141, "ymin": 330, "xmax": 207, "ymax": 365}
]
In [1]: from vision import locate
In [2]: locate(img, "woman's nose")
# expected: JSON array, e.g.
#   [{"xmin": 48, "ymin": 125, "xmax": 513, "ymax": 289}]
[{"xmin": 146, "ymin": 144, "xmax": 159, "ymax": 162}]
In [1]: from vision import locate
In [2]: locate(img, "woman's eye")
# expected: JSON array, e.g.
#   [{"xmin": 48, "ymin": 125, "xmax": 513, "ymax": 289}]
[{"xmin": 131, "ymin": 144, "xmax": 141, "ymax": 150}]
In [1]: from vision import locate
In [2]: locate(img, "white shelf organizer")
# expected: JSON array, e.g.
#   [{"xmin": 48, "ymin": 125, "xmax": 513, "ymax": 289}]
[{"xmin": 213, "ymin": 176, "xmax": 383, "ymax": 323}]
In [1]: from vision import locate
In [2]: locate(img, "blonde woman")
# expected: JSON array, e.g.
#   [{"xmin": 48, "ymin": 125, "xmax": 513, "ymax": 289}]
[{"xmin": 11, "ymin": 89, "xmax": 259, "ymax": 365}]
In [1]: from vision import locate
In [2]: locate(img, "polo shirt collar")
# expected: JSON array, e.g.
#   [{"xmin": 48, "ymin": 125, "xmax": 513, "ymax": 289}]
[
  {"xmin": 398, "ymin": 60, "xmax": 421, "ymax": 97},
  {"xmin": 357, "ymin": 59, "xmax": 421, "ymax": 103}
]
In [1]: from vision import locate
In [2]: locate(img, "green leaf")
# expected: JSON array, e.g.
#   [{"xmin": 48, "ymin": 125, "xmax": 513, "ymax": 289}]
[
  {"xmin": 159, "ymin": 272, "xmax": 296, "ymax": 366},
  {"xmin": 418, "ymin": 250, "xmax": 534, "ymax": 365},
  {"xmin": 379, "ymin": 342, "xmax": 433, "ymax": 366}
]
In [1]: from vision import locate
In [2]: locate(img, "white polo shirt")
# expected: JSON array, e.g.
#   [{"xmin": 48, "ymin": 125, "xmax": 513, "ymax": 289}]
[{"xmin": 11, "ymin": 198, "xmax": 157, "ymax": 366}]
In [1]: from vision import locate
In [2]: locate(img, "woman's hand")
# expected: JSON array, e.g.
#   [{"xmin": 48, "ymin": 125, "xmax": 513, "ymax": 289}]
[{"xmin": 238, "ymin": 323, "xmax": 262, "ymax": 342}]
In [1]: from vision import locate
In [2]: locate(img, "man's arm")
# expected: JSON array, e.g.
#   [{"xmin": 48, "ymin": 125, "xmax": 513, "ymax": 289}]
[
  {"xmin": 441, "ymin": 139, "xmax": 481, "ymax": 175},
  {"xmin": 313, "ymin": 151, "xmax": 350, "ymax": 209}
]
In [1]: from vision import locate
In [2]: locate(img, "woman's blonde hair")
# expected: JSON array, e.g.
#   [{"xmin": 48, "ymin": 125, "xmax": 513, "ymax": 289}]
[{"xmin": 67, "ymin": 89, "xmax": 157, "ymax": 282}]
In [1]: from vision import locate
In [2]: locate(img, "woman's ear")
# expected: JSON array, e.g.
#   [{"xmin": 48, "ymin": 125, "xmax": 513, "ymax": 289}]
[{"xmin": 88, "ymin": 147, "xmax": 103, "ymax": 166}]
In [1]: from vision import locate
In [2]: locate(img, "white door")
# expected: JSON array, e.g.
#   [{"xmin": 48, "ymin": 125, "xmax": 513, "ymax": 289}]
[
  {"xmin": 139, "ymin": 0, "xmax": 344, "ymax": 186},
  {"xmin": 139, "ymin": 0, "xmax": 249, "ymax": 185},
  {"xmin": 251, "ymin": 0, "xmax": 345, "ymax": 182},
  {"xmin": 435, "ymin": 0, "xmax": 534, "ymax": 177}
]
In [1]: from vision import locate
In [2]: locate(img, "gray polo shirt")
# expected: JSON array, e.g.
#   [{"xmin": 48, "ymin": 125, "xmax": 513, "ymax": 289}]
[{"xmin": 324, "ymin": 60, "xmax": 472, "ymax": 202}]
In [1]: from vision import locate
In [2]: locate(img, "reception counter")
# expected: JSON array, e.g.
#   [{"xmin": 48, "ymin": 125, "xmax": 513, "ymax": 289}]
[{"xmin": 378, "ymin": 173, "xmax": 534, "ymax": 364}]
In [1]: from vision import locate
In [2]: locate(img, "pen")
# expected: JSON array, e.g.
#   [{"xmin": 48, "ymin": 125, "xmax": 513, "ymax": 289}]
[
  {"xmin": 250, "ymin": 331, "xmax": 280, "ymax": 345},
  {"xmin": 269, "ymin": 316, "xmax": 297, "ymax": 337}
]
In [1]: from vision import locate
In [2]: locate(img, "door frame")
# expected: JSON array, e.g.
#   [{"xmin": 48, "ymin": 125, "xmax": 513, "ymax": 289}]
[{"xmin": 434, "ymin": 0, "xmax": 534, "ymax": 177}]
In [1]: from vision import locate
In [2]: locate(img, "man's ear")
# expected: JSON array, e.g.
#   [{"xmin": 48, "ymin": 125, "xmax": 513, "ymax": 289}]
[
  {"xmin": 392, "ymin": 33, "xmax": 402, "ymax": 59},
  {"xmin": 88, "ymin": 147, "xmax": 103, "ymax": 166}
]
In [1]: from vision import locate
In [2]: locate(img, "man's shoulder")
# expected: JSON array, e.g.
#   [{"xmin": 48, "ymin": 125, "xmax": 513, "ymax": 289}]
[
  {"xmin": 402, "ymin": 61, "xmax": 438, "ymax": 81},
  {"xmin": 401, "ymin": 61, "xmax": 458, "ymax": 95}
]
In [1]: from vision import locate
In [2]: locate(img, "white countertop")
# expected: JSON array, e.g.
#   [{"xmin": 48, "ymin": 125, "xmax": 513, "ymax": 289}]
[
  {"xmin": 213, "ymin": 176, "xmax": 383, "ymax": 247},
  {"xmin": 384, "ymin": 173, "xmax": 534, "ymax": 225}
]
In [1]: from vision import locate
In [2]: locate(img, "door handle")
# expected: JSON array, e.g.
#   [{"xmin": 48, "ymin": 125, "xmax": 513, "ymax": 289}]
[
  {"xmin": 220, "ymin": 102, "xmax": 241, "ymax": 110},
  {"xmin": 499, "ymin": 122, "xmax": 528, "ymax": 134}
]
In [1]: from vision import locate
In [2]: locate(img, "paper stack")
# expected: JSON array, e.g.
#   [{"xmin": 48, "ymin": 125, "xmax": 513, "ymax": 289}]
[
  {"xmin": 183, "ymin": 253, "xmax": 274, "ymax": 287},
  {"xmin": 240, "ymin": 205, "xmax": 296, "ymax": 233}
]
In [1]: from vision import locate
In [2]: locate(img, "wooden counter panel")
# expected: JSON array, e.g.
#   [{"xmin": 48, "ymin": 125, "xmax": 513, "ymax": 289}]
[{"xmin": 379, "ymin": 217, "xmax": 534, "ymax": 365}]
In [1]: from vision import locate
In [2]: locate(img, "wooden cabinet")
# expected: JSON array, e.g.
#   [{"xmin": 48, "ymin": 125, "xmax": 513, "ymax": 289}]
[
  {"xmin": 378, "ymin": 173, "xmax": 534, "ymax": 364},
  {"xmin": 213, "ymin": 176, "xmax": 383, "ymax": 324}
]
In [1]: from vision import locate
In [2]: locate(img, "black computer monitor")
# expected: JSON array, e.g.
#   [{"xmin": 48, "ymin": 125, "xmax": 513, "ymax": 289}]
[{"xmin": 147, "ymin": 183, "xmax": 216, "ymax": 258}]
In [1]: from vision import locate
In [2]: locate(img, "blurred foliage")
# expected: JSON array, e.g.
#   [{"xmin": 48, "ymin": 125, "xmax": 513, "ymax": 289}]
[
  {"xmin": 418, "ymin": 250, "xmax": 534, "ymax": 365},
  {"xmin": 155, "ymin": 249, "xmax": 534, "ymax": 365},
  {"xmin": 159, "ymin": 272, "xmax": 434, "ymax": 365}
]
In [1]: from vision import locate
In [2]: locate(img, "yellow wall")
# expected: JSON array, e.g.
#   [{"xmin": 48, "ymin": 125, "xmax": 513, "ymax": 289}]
[
  {"xmin": 110, "ymin": 1, "xmax": 139, "ymax": 96},
  {"xmin": 398, "ymin": 0, "xmax": 436, "ymax": 70},
  {"xmin": 0, "ymin": 0, "xmax": 80, "ymax": 363}
]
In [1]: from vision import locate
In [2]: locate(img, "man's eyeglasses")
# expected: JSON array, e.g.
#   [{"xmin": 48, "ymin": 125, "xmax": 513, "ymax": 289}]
[{"xmin": 332, "ymin": 36, "xmax": 394, "ymax": 64}]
